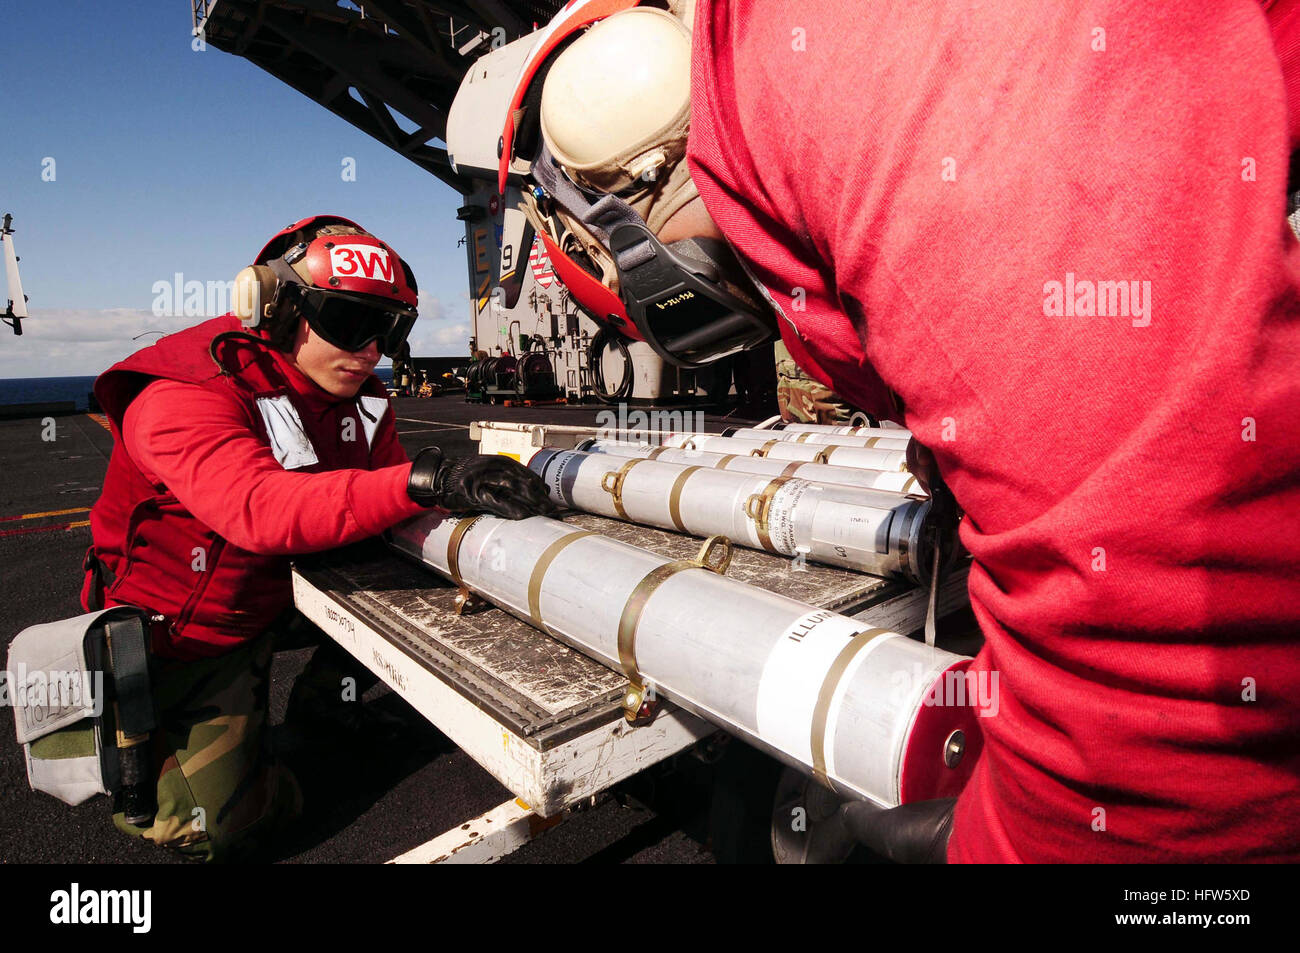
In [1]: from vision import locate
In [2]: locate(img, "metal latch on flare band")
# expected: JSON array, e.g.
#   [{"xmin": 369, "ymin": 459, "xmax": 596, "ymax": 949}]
[
  {"xmin": 600, "ymin": 458, "xmax": 648, "ymax": 521},
  {"xmin": 743, "ymin": 476, "xmax": 794, "ymax": 553},
  {"xmin": 616, "ymin": 535, "xmax": 732, "ymax": 725},
  {"xmin": 447, "ymin": 516, "xmax": 488, "ymax": 615}
]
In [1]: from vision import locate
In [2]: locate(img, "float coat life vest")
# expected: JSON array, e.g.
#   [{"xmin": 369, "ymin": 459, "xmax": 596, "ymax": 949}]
[{"xmin": 83, "ymin": 315, "xmax": 412, "ymax": 660}]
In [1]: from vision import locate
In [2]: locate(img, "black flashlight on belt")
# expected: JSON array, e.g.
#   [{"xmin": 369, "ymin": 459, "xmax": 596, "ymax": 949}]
[{"xmin": 103, "ymin": 615, "xmax": 158, "ymax": 828}]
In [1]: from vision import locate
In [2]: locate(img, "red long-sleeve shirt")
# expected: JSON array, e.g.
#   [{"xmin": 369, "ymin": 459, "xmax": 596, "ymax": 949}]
[
  {"xmin": 121, "ymin": 371, "xmax": 426, "ymax": 557},
  {"xmin": 122, "ymin": 377, "xmax": 425, "ymax": 556},
  {"xmin": 690, "ymin": 0, "xmax": 1300, "ymax": 861}
]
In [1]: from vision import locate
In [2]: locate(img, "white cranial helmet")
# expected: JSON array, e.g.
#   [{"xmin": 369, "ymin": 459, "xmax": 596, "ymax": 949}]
[{"xmin": 540, "ymin": 6, "xmax": 692, "ymax": 197}]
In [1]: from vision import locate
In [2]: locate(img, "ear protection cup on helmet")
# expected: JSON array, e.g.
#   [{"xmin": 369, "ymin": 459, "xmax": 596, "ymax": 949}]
[{"xmin": 232, "ymin": 265, "xmax": 280, "ymax": 327}]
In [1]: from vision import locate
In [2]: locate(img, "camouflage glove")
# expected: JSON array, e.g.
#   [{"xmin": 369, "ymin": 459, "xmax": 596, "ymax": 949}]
[
  {"xmin": 407, "ymin": 447, "xmax": 557, "ymax": 520},
  {"xmin": 839, "ymin": 797, "xmax": 956, "ymax": 864}
]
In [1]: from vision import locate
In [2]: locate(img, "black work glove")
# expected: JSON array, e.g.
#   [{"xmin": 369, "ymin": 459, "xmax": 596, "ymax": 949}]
[
  {"xmin": 904, "ymin": 437, "xmax": 939, "ymax": 497},
  {"xmin": 839, "ymin": 797, "xmax": 956, "ymax": 864},
  {"xmin": 407, "ymin": 447, "xmax": 558, "ymax": 520}
]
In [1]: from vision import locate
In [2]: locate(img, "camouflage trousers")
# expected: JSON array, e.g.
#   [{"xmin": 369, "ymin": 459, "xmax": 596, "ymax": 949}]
[
  {"xmin": 774, "ymin": 340, "xmax": 859, "ymax": 425},
  {"xmin": 111, "ymin": 628, "xmax": 302, "ymax": 863}
]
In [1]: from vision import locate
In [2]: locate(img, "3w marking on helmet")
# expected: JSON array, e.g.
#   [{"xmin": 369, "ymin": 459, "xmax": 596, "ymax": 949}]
[{"xmin": 329, "ymin": 244, "xmax": 393, "ymax": 282}]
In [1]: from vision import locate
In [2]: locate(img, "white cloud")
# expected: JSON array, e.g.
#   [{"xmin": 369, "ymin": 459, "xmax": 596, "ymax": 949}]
[
  {"xmin": 0, "ymin": 308, "xmax": 197, "ymax": 378},
  {"xmin": 416, "ymin": 289, "xmax": 445, "ymax": 319},
  {"xmin": 407, "ymin": 294, "xmax": 472, "ymax": 356},
  {"xmin": 0, "ymin": 298, "xmax": 474, "ymax": 379},
  {"xmin": 406, "ymin": 320, "xmax": 471, "ymax": 357}
]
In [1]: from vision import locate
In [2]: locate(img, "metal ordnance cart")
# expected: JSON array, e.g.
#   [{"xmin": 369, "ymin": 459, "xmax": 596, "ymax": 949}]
[{"xmin": 290, "ymin": 422, "xmax": 973, "ymax": 863}]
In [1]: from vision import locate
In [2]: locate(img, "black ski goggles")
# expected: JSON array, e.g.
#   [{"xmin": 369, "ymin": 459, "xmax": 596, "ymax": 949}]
[
  {"xmin": 608, "ymin": 222, "xmax": 776, "ymax": 368},
  {"xmin": 285, "ymin": 283, "xmax": 417, "ymax": 357}
]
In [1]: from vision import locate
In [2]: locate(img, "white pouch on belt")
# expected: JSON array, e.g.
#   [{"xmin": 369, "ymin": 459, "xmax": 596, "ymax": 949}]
[{"xmin": 6, "ymin": 606, "xmax": 151, "ymax": 806}]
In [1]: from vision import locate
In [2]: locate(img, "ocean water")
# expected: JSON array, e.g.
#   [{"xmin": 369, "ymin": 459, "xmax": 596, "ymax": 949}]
[
  {"xmin": 0, "ymin": 368, "xmax": 395, "ymax": 410},
  {"xmin": 0, "ymin": 376, "xmax": 99, "ymax": 410}
]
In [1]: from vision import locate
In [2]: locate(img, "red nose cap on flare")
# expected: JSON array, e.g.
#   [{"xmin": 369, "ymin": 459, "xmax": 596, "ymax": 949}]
[{"xmin": 898, "ymin": 658, "xmax": 985, "ymax": 803}]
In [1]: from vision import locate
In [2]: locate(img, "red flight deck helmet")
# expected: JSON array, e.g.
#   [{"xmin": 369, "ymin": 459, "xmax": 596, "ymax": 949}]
[{"xmin": 233, "ymin": 215, "xmax": 419, "ymax": 356}]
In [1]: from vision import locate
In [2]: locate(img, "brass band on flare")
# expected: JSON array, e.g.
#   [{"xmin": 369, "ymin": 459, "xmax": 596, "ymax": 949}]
[
  {"xmin": 810, "ymin": 628, "xmax": 890, "ymax": 784},
  {"xmin": 527, "ymin": 530, "xmax": 597, "ymax": 631},
  {"xmin": 746, "ymin": 476, "xmax": 795, "ymax": 552},
  {"xmin": 446, "ymin": 516, "xmax": 483, "ymax": 588},
  {"xmin": 616, "ymin": 536, "xmax": 731, "ymax": 686},
  {"xmin": 667, "ymin": 466, "xmax": 702, "ymax": 533}
]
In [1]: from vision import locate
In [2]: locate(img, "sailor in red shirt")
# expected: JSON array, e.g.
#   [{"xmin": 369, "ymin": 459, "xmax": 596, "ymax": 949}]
[
  {"xmin": 83, "ymin": 216, "xmax": 553, "ymax": 860},
  {"xmin": 468, "ymin": 1, "xmax": 1300, "ymax": 862}
]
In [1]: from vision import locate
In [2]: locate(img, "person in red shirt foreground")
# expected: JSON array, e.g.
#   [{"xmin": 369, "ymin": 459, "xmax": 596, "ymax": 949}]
[
  {"xmin": 82, "ymin": 215, "xmax": 554, "ymax": 860},
  {"xmin": 480, "ymin": 0, "xmax": 1300, "ymax": 861}
]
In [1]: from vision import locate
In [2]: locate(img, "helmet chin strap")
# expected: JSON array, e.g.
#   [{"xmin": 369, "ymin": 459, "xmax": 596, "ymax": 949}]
[
  {"xmin": 640, "ymin": 160, "xmax": 700, "ymax": 235},
  {"xmin": 531, "ymin": 141, "xmax": 720, "ymax": 283},
  {"xmin": 531, "ymin": 142, "xmax": 645, "ymax": 247},
  {"xmin": 267, "ymin": 256, "xmax": 306, "ymax": 294}
]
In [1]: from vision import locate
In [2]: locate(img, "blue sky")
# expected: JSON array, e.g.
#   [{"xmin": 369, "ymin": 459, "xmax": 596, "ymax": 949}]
[{"xmin": 0, "ymin": 1, "xmax": 475, "ymax": 377}]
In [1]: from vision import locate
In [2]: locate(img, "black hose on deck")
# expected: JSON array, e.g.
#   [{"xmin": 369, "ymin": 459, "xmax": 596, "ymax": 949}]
[{"xmin": 588, "ymin": 326, "xmax": 633, "ymax": 403}]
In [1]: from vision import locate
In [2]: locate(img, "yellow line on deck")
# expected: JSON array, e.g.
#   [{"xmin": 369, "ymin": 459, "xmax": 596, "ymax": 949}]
[{"xmin": 0, "ymin": 506, "xmax": 91, "ymax": 523}]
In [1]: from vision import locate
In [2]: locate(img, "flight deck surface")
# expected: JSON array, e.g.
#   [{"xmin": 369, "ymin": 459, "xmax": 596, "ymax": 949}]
[{"xmin": 2, "ymin": 395, "xmax": 979, "ymax": 862}]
